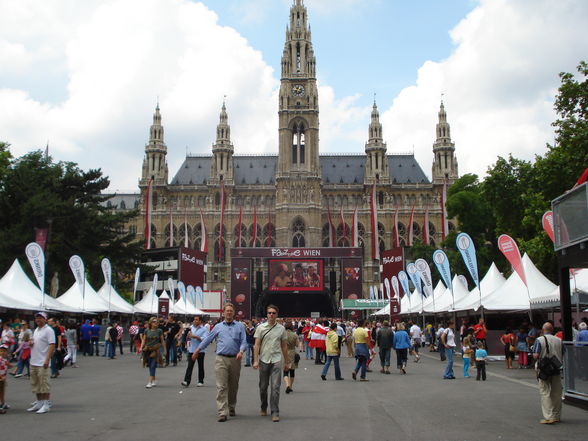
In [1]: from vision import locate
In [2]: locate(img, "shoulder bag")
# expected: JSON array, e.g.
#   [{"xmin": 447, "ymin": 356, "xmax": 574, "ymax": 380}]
[{"xmin": 537, "ymin": 336, "xmax": 562, "ymax": 380}]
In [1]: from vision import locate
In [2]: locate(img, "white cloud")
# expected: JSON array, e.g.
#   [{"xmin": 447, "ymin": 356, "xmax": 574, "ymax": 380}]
[
  {"xmin": 0, "ymin": 0, "xmax": 586, "ymax": 193},
  {"xmin": 380, "ymin": 0, "xmax": 588, "ymax": 179}
]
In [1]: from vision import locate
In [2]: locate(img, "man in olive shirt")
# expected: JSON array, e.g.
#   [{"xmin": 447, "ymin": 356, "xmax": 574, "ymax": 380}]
[{"xmin": 253, "ymin": 304, "xmax": 289, "ymax": 422}]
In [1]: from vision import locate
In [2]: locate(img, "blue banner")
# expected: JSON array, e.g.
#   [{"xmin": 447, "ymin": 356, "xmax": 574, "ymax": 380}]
[
  {"xmin": 195, "ymin": 286, "xmax": 204, "ymax": 307},
  {"xmin": 398, "ymin": 270, "xmax": 411, "ymax": 297},
  {"xmin": 433, "ymin": 249, "xmax": 453, "ymax": 293},
  {"xmin": 406, "ymin": 263, "xmax": 423, "ymax": 297},
  {"xmin": 187, "ymin": 285, "xmax": 196, "ymax": 305},
  {"xmin": 456, "ymin": 232, "xmax": 479, "ymax": 288}
]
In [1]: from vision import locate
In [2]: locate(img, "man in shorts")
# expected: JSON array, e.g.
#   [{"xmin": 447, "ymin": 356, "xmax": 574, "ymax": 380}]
[
  {"xmin": 409, "ymin": 322, "xmax": 422, "ymax": 362},
  {"xmin": 27, "ymin": 312, "xmax": 55, "ymax": 414}
]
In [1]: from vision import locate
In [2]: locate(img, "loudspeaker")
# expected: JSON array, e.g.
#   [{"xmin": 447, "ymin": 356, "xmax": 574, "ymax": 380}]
[
  {"xmin": 256, "ymin": 271, "xmax": 263, "ymax": 293},
  {"xmin": 329, "ymin": 271, "xmax": 336, "ymax": 294}
]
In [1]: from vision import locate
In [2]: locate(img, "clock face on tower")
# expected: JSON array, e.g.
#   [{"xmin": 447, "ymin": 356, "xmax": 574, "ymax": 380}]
[{"xmin": 292, "ymin": 84, "xmax": 305, "ymax": 97}]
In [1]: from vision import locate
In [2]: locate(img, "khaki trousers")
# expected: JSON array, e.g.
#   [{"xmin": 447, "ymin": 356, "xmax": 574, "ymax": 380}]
[
  {"xmin": 215, "ymin": 355, "xmax": 241, "ymax": 416},
  {"xmin": 538, "ymin": 375, "xmax": 562, "ymax": 421}
]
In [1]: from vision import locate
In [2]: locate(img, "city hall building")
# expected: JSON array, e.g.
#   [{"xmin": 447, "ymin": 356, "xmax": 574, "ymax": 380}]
[{"xmin": 110, "ymin": 0, "xmax": 459, "ymax": 317}]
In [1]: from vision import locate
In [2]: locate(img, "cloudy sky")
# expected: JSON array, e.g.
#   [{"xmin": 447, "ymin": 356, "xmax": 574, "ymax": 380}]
[{"xmin": 0, "ymin": 0, "xmax": 586, "ymax": 192}]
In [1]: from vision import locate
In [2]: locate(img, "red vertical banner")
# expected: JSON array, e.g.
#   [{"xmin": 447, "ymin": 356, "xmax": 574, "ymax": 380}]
[
  {"xmin": 252, "ymin": 206, "xmax": 257, "ymax": 246},
  {"xmin": 393, "ymin": 208, "xmax": 399, "ymax": 248},
  {"xmin": 266, "ymin": 210, "xmax": 272, "ymax": 247},
  {"xmin": 542, "ymin": 211, "xmax": 554, "ymax": 243},
  {"xmin": 381, "ymin": 248, "xmax": 404, "ymax": 288},
  {"xmin": 35, "ymin": 228, "xmax": 49, "ymax": 251},
  {"xmin": 158, "ymin": 296, "xmax": 170, "ymax": 319},
  {"xmin": 231, "ymin": 257, "xmax": 251, "ymax": 320},
  {"xmin": 199, "ymin": 208, "xmax": 208, "ymax": 253},
  {"xmin": 219, "ymin": 180, "xmax": 225, "ymax": 261},
  {"xmin": 342, "ymin": 257, "xmax": 362, "ymax": 319},
  {"xmin": 497, "ymin": 234, "xmax": 527, "ymax": 286},
  {"xmin": 237, "ymin": 206, "xmax": 243, "ymax": 246},
  {"xmin": 327, "ymin": 205, "xmax": 335, "ymax": 247},
  {"xmin": 408, "ymin": 205, "xmax": 415, "ymax": 246},
  {"xmin": 340, "ymin": 207, "xmax": 347, "ymax": 243},
  {"xmin": 423, "ymin": 207, "xmax": 429, "ymax": 245},
  {"xmin": 352, "ymin": 207, "xmax": 358, "ymax": 247},
  {"xmin": 145, "ymin": 178, "xmax": 153, "ymax": 249},
  {"xmin": 370, "ymin": 183, "xmax": 379, "ymax": 260},
  {"xmin": 178, "ymin": 247, "xmax": 206, "ymax": 289},
  {"xmin": 441, "ymin": 180, "xmax": 448, "ymax": 240}
]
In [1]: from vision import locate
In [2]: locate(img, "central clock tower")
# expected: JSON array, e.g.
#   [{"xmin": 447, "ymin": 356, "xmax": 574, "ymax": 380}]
[{"xmin": 276, "ymin": 0, "xmax": 322, "ymax": 247}]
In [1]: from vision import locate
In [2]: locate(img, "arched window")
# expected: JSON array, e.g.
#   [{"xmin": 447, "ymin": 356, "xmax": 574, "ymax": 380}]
[
  {"xmin": 164, "ymin": 223, "xmax": 176, "ymax": 247},
  {"xmin": 178, "ymin": 223, "xmax": 192, "ymax": 246},
  {"xmin": 215, "ymin": 192, "xmax": 220, "ymax": 207},
  {"xmin": 378, "ymin": 191, "xmax": 384, "ymax": 207},
  {"xmin": 448, "ymin": 222, "xmax": 456, "ymax": 233},
  {"xmin": 249, "ymin": 224, "xmax": 262, "ymax": 247},
  {"xmin": 428, "ymin": 222, "xmax": 437, "ymax": 237},
  {"xmin": 379, "ymin": 238, "xmax": 386, "ymax": 255},
  {"xmin": 377, "ymin": 221, "xmax": 386, "ymax": 251},
  {"xmin": 292, "ymin": 122, "xmax": 305, "ymax": 165},
  {"xmin": 397, "ymin": 222, "xmax": 406, "ymax": 240},
  {"xmin": 412, "ymin": 222, "xmax": 421, "ymax": 239},
  {"xmin": 263, "ymin": 223, "xmax": 276, "ymax": 247},
  {"xmin": 233, "ymin": 224, "xmax": 248, "ymax": 247},
  {"xmin": 292, "ymin": 217, "xmax": 305, "ymax": 247},
  {"xmin": 336, "ymin": 223, "xmax": 351, "ymax": 243},
  {"xmin": 322, "ymin": 223, "xmax": 331, "ymax": 247},
  {"xmin": 120, "ymin": 200, "xmax": 126, "ymax": 210}
]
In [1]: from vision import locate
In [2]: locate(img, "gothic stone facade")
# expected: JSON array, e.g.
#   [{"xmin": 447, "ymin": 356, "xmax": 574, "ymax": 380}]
[{"xmin": 111, "ymin": 0, "xmax": 459, "ymax": 296}]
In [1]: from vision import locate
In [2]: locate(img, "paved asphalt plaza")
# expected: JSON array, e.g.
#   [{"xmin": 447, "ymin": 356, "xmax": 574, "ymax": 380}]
[{"xmin": 1, "ymin": 347, "xmax": 586, "ymax": 441}]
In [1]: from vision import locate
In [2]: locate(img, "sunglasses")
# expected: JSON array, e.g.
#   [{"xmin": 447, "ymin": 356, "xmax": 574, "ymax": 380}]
[{"xmin": 267, "ymin": 311, "xmax": 277, "ymax": 315}]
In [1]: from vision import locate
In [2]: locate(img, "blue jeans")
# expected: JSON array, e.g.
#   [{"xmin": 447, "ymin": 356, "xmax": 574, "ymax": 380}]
[
  {"xmin": 50, "ymin": 352, "xmax": 59, "ymax": 375},
  {"xmin": 16, "ymin": 356, "xmax": 30, "ymax": 375},
  {"xmin": 322, "ymin": 355, "xmax": 342, "ymax": 379},
  {"xmin": 379, "ymin": 348, "xmax": 391, "ymax": 367},
  {"xmin": 443, "ymin": 347, "xmax": 454, "ymax": 378},
  {"xmin": 148, "ymin": 354, "xmax": 158, "ymax": 377},
  {"xmin": 245, "ymin": 343, "xmax": 253, "ymax": 365},
  {"xmin": 166, "ymin": 340, "xmax": 177, "ymax": 365},
  {"xmin": 90, "ymin": 338, "xmax": 99, "ymax": 355},
  {"xmin": 305, "ymin": 341, "xmax": 313, "ymax": 359},
  {"xmin": 106, "ymin": 341, "xmax": 115, "ymax": 358},
  {"xmin": 354, "ymin": 356, "xmax": 367, "ymax": 379},
  {"xmin": 463, "ymin": 357, "xmax": 470, "ymax": 377},
  {"xmin": 439, "ymin": 344, "xmax": 446, "ymax": 361}
]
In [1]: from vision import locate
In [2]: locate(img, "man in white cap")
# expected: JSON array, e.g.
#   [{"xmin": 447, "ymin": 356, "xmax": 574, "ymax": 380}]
[{"xmin": 27, "ymin": 312, "xmax": 55, "ymax": 414}]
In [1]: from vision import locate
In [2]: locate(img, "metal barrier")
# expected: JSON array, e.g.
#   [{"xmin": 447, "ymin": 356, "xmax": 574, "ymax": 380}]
[{"xmin": 563, "ymin": 341, "xmax": 588, "ymax": 406}]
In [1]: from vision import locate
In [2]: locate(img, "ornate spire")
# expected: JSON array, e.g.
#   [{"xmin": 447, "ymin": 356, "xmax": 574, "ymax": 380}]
[
  {"xmin": 364, "ymin": 100, "xmax": 388, "ymax": 184},
  {"xmin": 281, "ymin": 0, "xmax": 315, "ymax": 77},
  {"xmin": 214, "ymin": 98, "xmax": 232, "ymax": 149},
  {"xmin": 210, "ymin": 99, "xmax": 234, "ymax": 184},
  {"xmin": 141, "ymin": 102, "xmax": 168, "ymax": 185},
  {"xmin": 432, "ymin": 100, "xmax": 458, "ymax": 184},
  {"xmin": 368, "ymin": 101, "xmax": 383, "ymax": 144}
]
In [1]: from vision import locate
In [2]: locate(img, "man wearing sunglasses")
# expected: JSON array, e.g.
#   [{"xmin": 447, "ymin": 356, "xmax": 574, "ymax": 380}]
[{"xmin": 253, "ymin": 304, "xmax": 289, "ymax": 422}]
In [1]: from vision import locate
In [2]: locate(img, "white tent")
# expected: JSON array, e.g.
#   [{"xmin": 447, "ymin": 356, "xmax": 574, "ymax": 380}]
[
  {"xmin": 0, "ymin": 259, "xmax": 76, "ymax": 312},
  {"xmin": 451, "ymin": 262, "xmax": 506, "ymax": 312},
  {"xmin": 531, "ymin": 268, "xmax": 588, "ymax": 305},
  {"xmin": 57, "ymin": 279, "xmax": 108, "ymax": 313},
  {"xmin": 0, "ymin": 290, "xmax": 39, "ymax": 310},
  {"xmin": 133, "ymin": 287, "xmax": 161, "ymax": 315},
  {"xmin": 481, "ymin": 254, "xmax": 557, "ymax": 311},
  {"xmin": 429, "ymin": 275, "xmax": 471, "ymax": 313},
  {"xmin": 422, "ymin": 280, "xmax": 448, "ymax": 313},
  {"xmin": 97, "ymin": 283, "xmax": 134, "ymax": 314}
]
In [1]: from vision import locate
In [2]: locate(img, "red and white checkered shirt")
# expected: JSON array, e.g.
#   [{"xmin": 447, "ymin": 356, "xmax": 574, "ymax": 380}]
[
  {"xmin": 129, "ymin": 325, "xmax": 139, "ymax": 336},
  {"xmin": 0, "ymin": 357, "xmax": 9, "ymax": 379},
  {"xmin": 116, "ymin": 326, "xmax": 123, "ymax": 340}
]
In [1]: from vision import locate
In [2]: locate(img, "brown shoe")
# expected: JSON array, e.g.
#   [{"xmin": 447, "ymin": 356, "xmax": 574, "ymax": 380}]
[
  {"xmin": 272, "ymin": 416, "xmax": 280, "ymax": 422},
  {"xmin": 539, "ymin": 419, "xmax": 556, "ymax": 424},
  {"xmin": 260, "ymin": 409, "xmax": 268, "ymax": 416},
  {"xmin": 229, "ymin": 410, "xmax": 236, "ymax": 417},
  {"xmin": 218, "ymin": 415, "xmax": 227, "ymax": 422}
]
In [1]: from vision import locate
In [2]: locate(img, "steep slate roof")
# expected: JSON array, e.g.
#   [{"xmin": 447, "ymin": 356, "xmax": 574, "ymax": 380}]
[
  {"xmin": 171, "ymin": 154, "xmax": 429, "ymax": 186},
  {"xmin": 103, "ymin": 193, "xmax": 140, "ymax": 209}
]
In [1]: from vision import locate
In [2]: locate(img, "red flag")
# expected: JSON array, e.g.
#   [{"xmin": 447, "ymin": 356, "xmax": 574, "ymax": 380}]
[
  {"xmin": 34, "ymin": 228, "xmax": 49, "ymax": 251},
  {"xmin": 145, "ymin": 178, "xmax": 153, "ymax": 249},
  {"xmin": 237, "ymin": 206, "xmax": 243, "ymax": 246},
  {"xmin": 542, "ymin": 211, "xmax": 554, "ymax": 243},
  {"xmin": 199, "ymin": 208, "xmax": 208, "ymax": 253},
  {"xmin": 393, "ymin": 207, "xmax": 399, "ymax": 248},
  {"xmin": 266, "ymin": 210, "xmax": 273, "ymax": 247},
  {"xmin": 327, "ymin": 205, "xmax": 336, "ymax": 247},
  {"xmin": 370, "ymin": 183, "xmax": 379, "ymax": 260},
  {"xmin": 498, "ymin": 234, "xmax": 526, "ymax": 286},
  {"xmin": 169, "ymin": 206, "xmax": 174, "ymax": 247},
  {"xmin": 252, "ymin": 206, "xmax": 257, "ymax": 247},
  {"xmin": 184, "ymin": 207, "xmax": 188, "ymax": 247},
  {"xmin": 408, "ymin": 204, "xmax": 415, "ymax": 246},
  {"xmin": 219, "ymin": 180, "xmax": 225, "ymax": 261},
  {"xmin": 340, "ymin": 207, "xmax": 347, "ymax": 243},
  {"xmin": 352, "ymin": 207, "xmax": 358, "ymax": 247},
  {"xmin": 441, "ymin": 180, "xmax": 449, "ymax": 240},
  {"xmin": 423, "ymin": 207, "xmax": 430, "ymax": 246}
]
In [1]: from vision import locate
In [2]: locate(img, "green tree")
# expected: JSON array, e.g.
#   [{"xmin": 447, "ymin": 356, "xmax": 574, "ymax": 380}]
[
  {"xmin": 0, "ymin": 142, "xmax": 12, "ymax": 188},
  {"xmin": 0, "ymin": 149, "xmax": 142, "ymax": 292}
]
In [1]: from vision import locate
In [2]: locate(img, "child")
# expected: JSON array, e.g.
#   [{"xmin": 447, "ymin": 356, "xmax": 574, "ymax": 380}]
[
  {"xmin": 0, "ymin": 344, "xmax": 12, "ymax": 413},
  {"xmin": 14, "ymin": 333, "xmax": 31, "ymax": 377},
  {"xmin": 475, "ymin": 341, "xmax": 488, "ymax": 381}
]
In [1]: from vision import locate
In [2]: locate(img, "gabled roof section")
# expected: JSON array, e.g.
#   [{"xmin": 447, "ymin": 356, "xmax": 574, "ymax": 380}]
[
  {"xmin": 320, "ymin": 155, "xmax": 365, "ymax": 184},
  {"xmin": 234, "ymin": 156, "xmax": 277, "ymax": 185},
  {"xmin": 388, "ymin": 155, "xmax": 430, "ymax": 184},
  {"xmin": 171, "ymin": 156, "xmax": 212, "ymax": 185},
  {"xmin": 102, "ymin": 193, "xmax": 140, "ymax": 210}
]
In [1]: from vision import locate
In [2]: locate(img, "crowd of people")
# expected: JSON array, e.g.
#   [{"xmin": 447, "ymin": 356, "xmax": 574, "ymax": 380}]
[{"xmin": 1, "ymin": 310, "xmax": 586, "ymax": 424}]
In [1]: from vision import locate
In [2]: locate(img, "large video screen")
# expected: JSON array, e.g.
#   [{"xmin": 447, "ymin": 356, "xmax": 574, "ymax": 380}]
[{"xmin": 268, "ymin": 259, "xmax": 324, "ymax": 291}]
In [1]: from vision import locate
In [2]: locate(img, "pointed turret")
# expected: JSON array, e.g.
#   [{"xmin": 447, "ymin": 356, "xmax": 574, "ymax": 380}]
[
  {"xmin": 432, "ymin": 100, "xmax": 458, "ymax": 184},
  {"xmin": 210, "ymin": 99, "xmax": 234, "ymax": 185},
  {"xmin": 141, "ymin": 102, "xmax": 168, "ymax": 185},
  {"xmin": 364, "ymin": 100, "xmax": 389, "ymax": 184}
]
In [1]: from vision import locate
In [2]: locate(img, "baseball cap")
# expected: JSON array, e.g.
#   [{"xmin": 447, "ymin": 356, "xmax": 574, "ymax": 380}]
[
  {"xmin": 0, "ymin": 344, "xmax": 8, "ymax": 350},
  {"xmin": 35, "ymin": 311, "xmax": 48, "ymax": 319}
]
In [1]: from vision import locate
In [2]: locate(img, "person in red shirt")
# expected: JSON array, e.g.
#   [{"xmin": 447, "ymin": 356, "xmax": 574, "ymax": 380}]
[
  {"xmin": 473, "ymin": 318, "xmax": 487, "ymax": 350},
  {"xmin": 301, "ymin": 321, "xmax": 313, "ymax": 360}
]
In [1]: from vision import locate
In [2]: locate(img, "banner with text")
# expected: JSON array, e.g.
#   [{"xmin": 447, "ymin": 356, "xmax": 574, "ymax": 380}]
[
  {"xmin": 231, "ymin": 257, "xmax": 251, "ymax": 320},
  {"xmin": 178, "ymin": 247, "xmax": 206, "ymax": 290}
]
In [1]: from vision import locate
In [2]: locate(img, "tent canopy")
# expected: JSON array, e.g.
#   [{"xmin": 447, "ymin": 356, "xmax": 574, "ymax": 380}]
[
  {"xmin": 0, "ymin": 259, "xmax": 77, "ymax": 312},
  {"xmin": 97, "ymin": 283, "xmax": 134, "ymax": 314},
  {"xmin": 133, "ymin": 288, "xmax": 161, "ymax": 315},
  {"xmin": 57, "ymin": 279, "xmax": 108, "ymax": 313},
  {"xmin": 451, "ymin": 262, "xmax": 507, "ymax": 312}
]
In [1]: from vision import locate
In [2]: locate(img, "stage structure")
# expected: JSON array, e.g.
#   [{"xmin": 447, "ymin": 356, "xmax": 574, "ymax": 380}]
[{"xmin": 230, "ymin": 247, "xmax": 362, "ymax": 319}]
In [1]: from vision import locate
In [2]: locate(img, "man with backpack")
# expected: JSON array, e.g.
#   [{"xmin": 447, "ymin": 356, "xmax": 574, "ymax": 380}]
[{"xmin": 532, "ymin": 322, "xmax": 563, "ymax": 424}]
